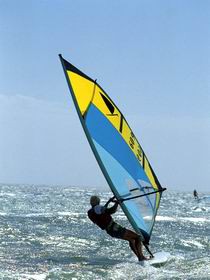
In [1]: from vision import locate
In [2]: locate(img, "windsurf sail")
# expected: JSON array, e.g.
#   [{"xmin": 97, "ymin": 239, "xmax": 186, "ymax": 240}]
[{"xmin": 59, "ymin": 54, "xmax": 166, "ymax": 245}]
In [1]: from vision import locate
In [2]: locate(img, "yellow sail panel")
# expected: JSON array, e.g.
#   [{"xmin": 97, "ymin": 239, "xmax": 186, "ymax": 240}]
[
  {"xmin": 143, "ymin": 157, "xmax": 160, "ymax": 208},
  {"xmin": 67, "ymin": 70, "xmax": 95, "ymax": 115},
  {"xmin": 120, "ymin": 120, "xmax": 144, "ymax": 166},
  {"xmin": 155, "ymin": 192, "xmax": 160, "ymax": 208},
  {"xmin": 144, "ymin": 157, "xmax": 158, "ymax": 190}
]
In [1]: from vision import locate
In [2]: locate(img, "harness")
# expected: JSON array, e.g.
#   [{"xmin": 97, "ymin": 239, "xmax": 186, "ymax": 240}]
[{"xmin": 87, "ymin": 208, "xmax": 112, "ymax": 230}]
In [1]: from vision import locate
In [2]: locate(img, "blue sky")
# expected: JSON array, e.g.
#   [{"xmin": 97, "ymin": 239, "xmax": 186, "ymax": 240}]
[{"xmin": 0, "ymin": 1, "xmax": 209, "ymax": 192}]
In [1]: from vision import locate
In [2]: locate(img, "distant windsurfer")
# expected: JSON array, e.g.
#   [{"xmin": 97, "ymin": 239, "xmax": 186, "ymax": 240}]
[
  {"xmin": 193, "ymin": 189, "xmax": 198, "ymax": 199},
  {"xmin": 87, "ymin": 195, "xmax": 149, "ymax": 261}
]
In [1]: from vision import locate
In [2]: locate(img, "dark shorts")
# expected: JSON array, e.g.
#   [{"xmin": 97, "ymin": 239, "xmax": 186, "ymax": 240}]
[{"xmin": 106, "ymin": 222, "xmax": 126, "ymax": 239}]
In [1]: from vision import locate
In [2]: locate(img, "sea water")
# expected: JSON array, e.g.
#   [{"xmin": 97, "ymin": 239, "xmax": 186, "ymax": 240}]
[{"xmin": 0, "ymin": 184, "xmax": 209, "ymax": 280}]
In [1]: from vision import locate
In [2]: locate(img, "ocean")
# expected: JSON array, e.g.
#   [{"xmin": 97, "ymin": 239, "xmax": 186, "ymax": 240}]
[{"xmin": 0, "ymin": 184, "xmax": 209, "ymax": 280}]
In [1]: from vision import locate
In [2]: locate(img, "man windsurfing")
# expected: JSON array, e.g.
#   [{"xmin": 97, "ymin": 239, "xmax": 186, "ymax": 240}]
[
  {"xmin": 87, "ymin": 195, "xmax": 149, "ymax": 261},
  {"xmin": 193, "ymin": 189, "xmax": 198, "ymax": 199}
]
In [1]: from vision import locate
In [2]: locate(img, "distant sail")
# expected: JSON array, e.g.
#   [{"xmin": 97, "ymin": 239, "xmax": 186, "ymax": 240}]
[{"xmin": 59, "ymin": 55, "xmax": 166, "ymax": 244}]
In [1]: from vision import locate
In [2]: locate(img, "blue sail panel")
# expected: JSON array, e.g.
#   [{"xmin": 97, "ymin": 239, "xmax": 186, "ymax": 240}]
[{"xmin": 85, "ymin": 104, "xmax": 156, "ymax": 242}]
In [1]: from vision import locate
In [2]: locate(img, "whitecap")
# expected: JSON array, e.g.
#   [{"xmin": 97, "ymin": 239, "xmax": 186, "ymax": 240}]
[
  {"xmin": 0, "ymin": 192, "xmax": 16, "ymax": 197},
  {"xmin": 21, "ymin": 273, "xmax": 48, "ymax": 280},
  {"xmin": 0, "ymin": 212, "xmax": 7, "ymax": 216},
  {"xmin": 57, "ymin": 211, "xmax": 72, "ymax": 216},
  {"xmin": 152, "ymin": 216, "xmax": 176, "ymax": 222},
  {"xmin": 181, "ymin": 239, "xmax": 205, "ymax": 248},
  {"xmin": 19, "ymin": 213, "xmax": 53, "ymax": 218},
  {"xmin": 57, "ymin": 211, "xmax": 84, "ymax": 217},
  {"xmin": 107, "ymin": 258, "xmax": 157, "ymax": 279},
  {"xmin": 179, "ymin": 217, "xmax": 209, "ymax": 223}
]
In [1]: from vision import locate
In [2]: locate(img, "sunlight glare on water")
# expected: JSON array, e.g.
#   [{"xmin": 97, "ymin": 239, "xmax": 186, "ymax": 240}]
[{"xmin": 0, "ymin": 184, "xmax": 209, "ymax": 279}]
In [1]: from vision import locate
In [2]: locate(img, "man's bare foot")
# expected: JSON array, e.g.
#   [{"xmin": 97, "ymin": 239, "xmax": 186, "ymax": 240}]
[{"xmin": 138, "ymin": 256, "xmax": 150, "ymax": 261}]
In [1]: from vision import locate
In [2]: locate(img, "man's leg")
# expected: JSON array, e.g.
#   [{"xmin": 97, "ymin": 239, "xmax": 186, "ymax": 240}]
[
  {"xmin": 128, "ymin": 240, "xmax": 139, "ymax": 258},
  {"xmin": 122, "ymin": 229, "xmax": 146, "ymax": 261}
]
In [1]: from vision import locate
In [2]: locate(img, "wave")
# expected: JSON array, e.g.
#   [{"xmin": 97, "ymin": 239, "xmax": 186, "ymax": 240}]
[
  {"xmin": 148, "ymin": 215, "xmax": 210, "ymax": 223},
  {"xmin": 179, "ymin": 217, "xmax": 209, "ymax": 223},
  {"xmin": 0, "ymin": 192, "xmax": 16, "ymax": 197},
  {"xmin": 181, "ymin": 239, "xmax": 205, "ymax": 248},
  {"xmin": 155, "ymin": 216, "xmax": 176, "ymax": 222}
]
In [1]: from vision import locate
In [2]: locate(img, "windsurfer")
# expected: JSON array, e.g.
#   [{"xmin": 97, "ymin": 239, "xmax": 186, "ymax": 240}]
[
  {"xmin": 87, "ymin": 195, "xmax": 149, "ymax": 261},
  {"xmin": 193, "ymin": 189, "xmax": 198, "ymax": 199}
]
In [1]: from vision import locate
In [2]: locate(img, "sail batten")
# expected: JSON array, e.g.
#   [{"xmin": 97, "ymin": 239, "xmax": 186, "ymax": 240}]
[{"xmin": 59, "ymin": 54, "xmax": 165, "ymax": 244}]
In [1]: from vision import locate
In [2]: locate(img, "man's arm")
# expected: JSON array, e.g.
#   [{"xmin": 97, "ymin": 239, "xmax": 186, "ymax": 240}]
[
  {"xmin": 106, "ymin": 201, "xmax": 118, "ymax": 214},
  {"xmin": 104, "ymin": 198, "xmax": 119, "ymax": 214}
]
